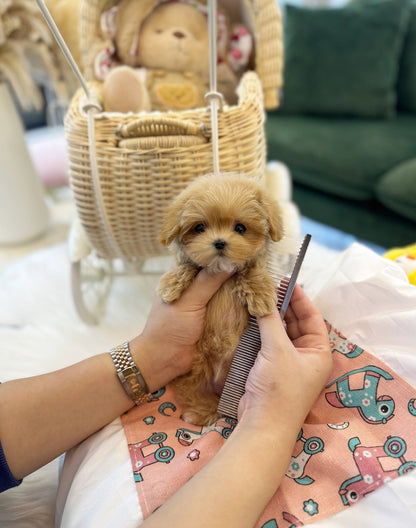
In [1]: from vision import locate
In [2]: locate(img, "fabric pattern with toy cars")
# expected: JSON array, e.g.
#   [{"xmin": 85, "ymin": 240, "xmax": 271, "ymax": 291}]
[{"xmin": 121, "ymin": 323, "xmax": 416, "ymax": 526}]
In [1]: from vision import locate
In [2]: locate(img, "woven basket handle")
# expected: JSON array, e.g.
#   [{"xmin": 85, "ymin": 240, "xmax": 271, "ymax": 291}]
[{"xmin": 116, "ymin": 116, "xmax": 207, "ymax": 139}]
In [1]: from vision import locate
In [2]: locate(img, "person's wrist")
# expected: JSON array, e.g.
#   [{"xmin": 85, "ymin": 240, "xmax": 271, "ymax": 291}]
[
  {"xmin": 129, "ymin": 334, "xmax": 192, "ymax": 393},
  {"xmin": 128, "ymin": 335, "xmax": 158, "ymax": 393},
  {"xmin": 233, "ymin": 410, "xmax": 302, "ymax": 472},
  {"xmin": 238, "ymin": 396, "xmax": 308, "ymax": 437}
]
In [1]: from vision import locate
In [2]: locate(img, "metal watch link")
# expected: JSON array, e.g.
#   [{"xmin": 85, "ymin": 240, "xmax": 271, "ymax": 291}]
[{"xmin": 110, "ymin": 341, "xmax": 150, "ymax": 406}]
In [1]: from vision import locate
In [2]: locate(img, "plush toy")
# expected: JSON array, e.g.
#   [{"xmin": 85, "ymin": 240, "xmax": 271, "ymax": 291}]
[
  {"xmin": 384, "ymin": 244, "xmax": 416, "ymax": 285},
  {"xmin": 97, "ymin": 0, "xmax": 253, "ymax": 113}
]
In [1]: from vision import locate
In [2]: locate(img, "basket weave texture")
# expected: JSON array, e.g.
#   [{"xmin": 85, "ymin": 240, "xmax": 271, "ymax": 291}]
[
  {"xmin": 66, "ymin": 72, "xmax": 266, "ymax": 259},
  {"xmin": 65, "ymin": 0, "xmax": 284, "ymax": 261}
]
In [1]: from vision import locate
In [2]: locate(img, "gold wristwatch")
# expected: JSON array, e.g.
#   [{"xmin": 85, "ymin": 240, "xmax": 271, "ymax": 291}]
[{"xmin": 110, "ymin": 341, "xmax": 150, "ymax": 406}]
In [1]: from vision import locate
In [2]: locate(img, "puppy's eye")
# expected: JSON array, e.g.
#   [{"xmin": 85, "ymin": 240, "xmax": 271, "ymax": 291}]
[
  {"xmin": 194, "ymin": 223, "xmax": 206, "ymax": 234},
  {"xmin": 234, "ymin": 223, "xmax": 246, "ymax": 235}
]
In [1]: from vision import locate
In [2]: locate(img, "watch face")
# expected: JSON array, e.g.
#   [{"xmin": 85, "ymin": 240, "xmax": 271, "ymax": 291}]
[
  {"xmin": 111, "ymin": 346, "xmax": 149, "ymax": 405},
  {"xmin": 124, "ymin": 368, "xmax": 145, "ymax": 396}
]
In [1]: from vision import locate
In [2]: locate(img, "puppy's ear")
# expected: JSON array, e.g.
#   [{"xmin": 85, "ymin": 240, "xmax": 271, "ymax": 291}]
[
  {"xmin": 262, "ymin": 195, "xmax": 284, "ymax": 242},
  {"xmin": 158, "ymin": 193, "xmax": 186, "ymax": 246},
  {"xmin": 158, "ymin": 215, "xmax": 180, "ymax": 246}
]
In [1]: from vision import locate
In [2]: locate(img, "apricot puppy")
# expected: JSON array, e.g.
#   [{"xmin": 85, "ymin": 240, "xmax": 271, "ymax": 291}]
[{"xmin": 157, "ymin": 173, "xmax": 283, "ymax": 425}]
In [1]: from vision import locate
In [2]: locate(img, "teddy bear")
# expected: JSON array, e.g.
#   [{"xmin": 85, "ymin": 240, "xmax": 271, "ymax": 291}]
[
  {"xmin": 384, "ymin": 243, "xmax": 416, "ymax": 286},
  {"xmin": 96, "ymin": 0, "xmax": 253, "ymax": 113}
]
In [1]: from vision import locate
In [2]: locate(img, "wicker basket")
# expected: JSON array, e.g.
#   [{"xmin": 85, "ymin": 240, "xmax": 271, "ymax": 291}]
[{"xmin": 65, "ymin": 0, "xmax": 283, "ymax": 261}]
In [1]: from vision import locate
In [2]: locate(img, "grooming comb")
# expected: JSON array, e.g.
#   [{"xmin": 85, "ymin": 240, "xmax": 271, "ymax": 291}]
[{"xmin": 217, "ymin": 234, "xmax": 311, "ymax": 420}]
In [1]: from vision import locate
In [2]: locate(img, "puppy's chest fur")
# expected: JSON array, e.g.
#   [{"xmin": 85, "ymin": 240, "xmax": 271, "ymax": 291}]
[{"xmin": 201, "ymin": 275, "xmax": 250, "ymax": 387}]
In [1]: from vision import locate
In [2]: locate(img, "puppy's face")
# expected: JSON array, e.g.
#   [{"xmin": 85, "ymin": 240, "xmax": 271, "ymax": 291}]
[{"xmin": 159, "ymin": 175, "xmax": 283, "ymax": 272}]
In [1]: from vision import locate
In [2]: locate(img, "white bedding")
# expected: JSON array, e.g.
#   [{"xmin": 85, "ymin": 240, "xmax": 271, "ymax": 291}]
[{"xmin": 55, "ymin": 243, "xmax": 416, "ymax": 527}]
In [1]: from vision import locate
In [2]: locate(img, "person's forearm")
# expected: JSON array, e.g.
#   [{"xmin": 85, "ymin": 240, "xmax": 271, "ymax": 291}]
[
  {"xmin": 0, "ymin": 329, "xmax": 189, "ymax": 481},
  {"xmin": 0, "ymin": 269, "xmax": 232, "ymax": 483},
  {"xmin": 142, "ymin": 419, "xmax": 300, "ymax": 528},
  {"xmin": 0, "ymin": 352, "xmax": 134, "ymax": 480}
]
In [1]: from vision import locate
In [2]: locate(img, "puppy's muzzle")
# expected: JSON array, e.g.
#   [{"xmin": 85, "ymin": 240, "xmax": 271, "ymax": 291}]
[{"xmin": 213, "ymin": 239, "xmax": 227, "ymax": 251}]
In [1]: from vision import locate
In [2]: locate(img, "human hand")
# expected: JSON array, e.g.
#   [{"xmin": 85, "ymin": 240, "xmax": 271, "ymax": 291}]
[
  {"xmin": 130, "ymin": 269, "xmax": 233, "ymax": 392},
  {"xmin": 238, "ymin": 284, "xmax": 332, "ymax": 431}
]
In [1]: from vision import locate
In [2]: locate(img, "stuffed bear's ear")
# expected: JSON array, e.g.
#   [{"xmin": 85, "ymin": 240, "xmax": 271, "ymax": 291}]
[{"xmin": 114, "ymin": 0, "xmax": 157, "ymax": 65}]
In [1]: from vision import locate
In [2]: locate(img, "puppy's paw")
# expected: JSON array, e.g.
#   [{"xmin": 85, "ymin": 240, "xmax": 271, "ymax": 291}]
[
  {"xmin": 157, "ymin": 271, "xmax": 183, "ymax": 303},
  {"xmin": 182, "ymin": 408, "xmax": 221, "ymax": 427},
  {"xmin": 157, "ymin": 266, "xmax": 198, "ymax": 303},
  {"xmin": 181, "ymin": 395, "xmax": 221, "ymax": 426},
  {"xmin": 247, "ymin": 291, "xmax": 277, "ymax": 317}
]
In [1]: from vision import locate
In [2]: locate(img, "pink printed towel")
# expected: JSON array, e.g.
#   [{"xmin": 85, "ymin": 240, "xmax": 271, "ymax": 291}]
[{"xmin": 121, "ymin": 324, "xmax": 416, "ymax": 526}]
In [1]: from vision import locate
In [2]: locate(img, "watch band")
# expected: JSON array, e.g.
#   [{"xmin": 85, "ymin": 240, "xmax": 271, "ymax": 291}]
[{"xmin": 110, "ymin": 341, "xmax": 150, "ymax": 406}]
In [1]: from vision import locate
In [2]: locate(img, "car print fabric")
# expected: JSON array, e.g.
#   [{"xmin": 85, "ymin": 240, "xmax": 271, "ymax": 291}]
[{"xmin": 121, "ymin": 323, "xmax": 416, "ymax": 526}]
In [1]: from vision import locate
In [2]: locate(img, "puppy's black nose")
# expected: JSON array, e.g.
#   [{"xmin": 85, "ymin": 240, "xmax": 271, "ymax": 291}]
[{"xmin": 214, "ymin": 239, "xmax": 227, "ymax": 250}]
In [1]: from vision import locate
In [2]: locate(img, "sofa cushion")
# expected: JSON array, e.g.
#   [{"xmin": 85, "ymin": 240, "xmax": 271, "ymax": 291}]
[
  {"xmin": 292, "ymin": 182, "xmax": 416, "ymax": 248},
  {"xmin": 266, "ymin": 113, "xmax": 416, "ymax": 200},
  {"xmin": 280, "ymin": 0, "xmax": 410, "ymax": 118},
  {"xmin": 376, "ymin": 158, "xmax": 416, "ymax": 222},
  {"xmin": 397, "ymin": 2, "xmax": 416, "ymax": 112}
]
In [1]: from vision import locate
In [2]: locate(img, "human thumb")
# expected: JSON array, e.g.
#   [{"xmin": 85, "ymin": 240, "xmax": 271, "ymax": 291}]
[
  {"xmin": 257, "ymin": 308, "xmax": 287, "ymax": 354},
  {"xmin": 179, "ymin": 268, "xmax": 234, "ymax": 308}
]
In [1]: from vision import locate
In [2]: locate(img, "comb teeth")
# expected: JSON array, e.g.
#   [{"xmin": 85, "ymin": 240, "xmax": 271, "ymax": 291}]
[{"xmin": 217, "ymin": 234, "xmax": 311, "ymax": 420}]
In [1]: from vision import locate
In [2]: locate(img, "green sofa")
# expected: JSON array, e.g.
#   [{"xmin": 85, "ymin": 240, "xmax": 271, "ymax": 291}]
[{"xmin": 266, "ymin": 0, "xmax": 416, "ymax": 248}]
